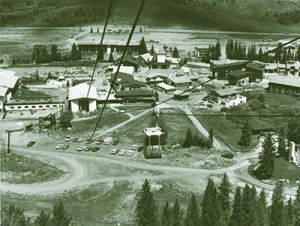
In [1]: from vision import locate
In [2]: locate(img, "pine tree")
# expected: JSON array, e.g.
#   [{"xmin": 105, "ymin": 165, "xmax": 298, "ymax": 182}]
[
  {"xmin": 139, "ymin": 37, "xmax": 148, "ymax": 54},
  {"xmin": 281, "ymin": 49, "xmax": 287, "ymax": 64},
  {"xmin": 239, "ymin": 120, "xmax": 252, "ymax": 146},
  {"xmin": 201, "ymin": 178, "xmax": 220, "ymax": 226},
  {"xmin": 256, "ymin": 189, "xmax": 269, "ymax": 226},
  {"xmin": 269, "ymin": 181, "xmax": 286, "ymax": 226},
  {"xmin": 172, "ymin": 198, "xmax": 182, "ymax": 226},
  {"xmin": 161, "ymin": 200, "xmax": 171, "ymax": 226},
  {"xmin": 294, "ymin": 184, "xmax": 300, "ymax": 226},
  {"xmin": 229, "ymin": 187, "xmax": 243, "ymax": 226},
  {"xmin": 215, "ymin": 41, "xmax": 221, "ymax": 59},
  {"xmin": 108, "ymin": 53, "xmax": 114, "ymax": 62},
  {"xmin": 277, "ymin": 134, "xmax": 287, "ymax": 159},
  {"xmin": 50, "ymin": 44, "xmax": 58, "ymax": 61},
  {"xmin": 275, "ymin": 44, "xmax": 283, "ymax": 63},
  {"xmin": 208, "ymin": 128, "xmax": 214, "ymax": 148},
  {"xmin": 182, "ymin": 128, "xmax": 193, "ymax": 148},
  {"xmin": 241, "ymin": 184, "xmax": 257, "ymax": 226},
  {"xmin": 90, "ymin": 27, "xmax": 93, "ymax": 33},
  {"xmin": 136, "ymin": 180, "xmax": 158, "ymax": 226},
  {"xmin": 285, "ymin": 197, "xmax": 295, "ymax": 226},
  {"xmin": 173, "ymin": 46, "xmax": 179, "ymax": 58},
  {"xmin": 256, "ymin": 133, "xmax": 275, "ymax": 179},
  {"xmin": 34, "ymin": 210, "xmax": 50, "ymax": 226},
  {"xmin": 296, "ymin": 47, "xmax": 300, "ymax": 61},
  {"xmin": 185, "ymin": 193, "xmax": 200, "ymax": 226},
  {"xmin": 50, "ymin": 201, "xmax": 72, "ymax": 226},
  {"xmin": 218, "ymin": 174, "xmax": 231, "ymax": 225},
  {"xmin": 150, "ymin": 45, "xmax": 155, "ymax": 55},
  {"xmin": 97, "ymin": 47, "xmax": 104, "ymax": 61}
]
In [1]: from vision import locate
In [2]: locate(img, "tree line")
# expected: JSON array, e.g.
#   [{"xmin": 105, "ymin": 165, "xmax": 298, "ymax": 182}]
[
  {"xmin": 136, "ymin": 176, "xmax": 300, "ymax": 226},
  {"xmin": 225, "ymin": 40, "xmax": 300, "ymax": 63},
  {"xmin": 2, "ymin": 201, "xmax": 71, "ymax": 226}
]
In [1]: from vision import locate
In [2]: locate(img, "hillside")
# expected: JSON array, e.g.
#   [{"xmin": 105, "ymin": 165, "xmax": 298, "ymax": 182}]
[{"xmin": 1, "ymin": 0, "xmax": 300, "ymax": 32}]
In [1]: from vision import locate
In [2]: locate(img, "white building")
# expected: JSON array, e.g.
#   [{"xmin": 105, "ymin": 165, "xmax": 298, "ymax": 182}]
[
  {"xmin": 69, "ymin": 83, "xmax": 98, "ymax": 113},
  {"xmin": 289, "ymin": 142, "xmax": 300, "ymax": 167},
  {"xmin": 219, "ymin": 95, "xmax": 247, "ymax": 108},
  {"xmin": 0, "ymin": 70, "xmax": 19, "ymax": 112}
]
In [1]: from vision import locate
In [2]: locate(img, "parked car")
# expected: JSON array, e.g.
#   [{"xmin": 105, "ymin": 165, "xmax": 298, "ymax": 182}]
[
  {"xmin": 104, "ymin": 137, "xmax": 113, "ymax": 145},
  {"xmin": 86, "ymin": 139, "xmax": 94, "ymax": 144},
  {"xmin": 130, "ymin": 144, "xmax": 139, "ymax": 151},
  {"xmin": 84, "ymin": 146, "xmax": 91, "ymax": 152},
  {"xmin": 62, "ymin": 144, "xmax": 69, "ymax": 150},
  {"xmin": 77, "ymin": 146, "xmax": 84, "ymax": 151},
  {"xmin": 112, "ymin": 139, "xmax": 119, "ymax": 146},
  {"xmin": 96, "ymin": 139, "xmax": 104, "ymax": 145},
  {"xmin": 137, "ymin": 146, "xmax": 143, "ymax": 152},
  {"xmin": 27, "ymin": 141, "xmax": 36, "ymax": 147},
  {"xmin": 65, "ymin": 136, "xmax": 73, "ymax": 142},
  {"xmin": 127, "ymin": 150, "xmax": 134, "ymax": 156},
  {"xmin": 72, "ymin": 137, "xmax": 78, "ymax": 142},
  {"xmin": 91, "ymin": 146, "xmax": 100, "ymax": 152},
  {"xmin": 118, "ymin": 149, "xmax": 126, "ymax": 155},
  {"xmin": 110, "ymin": 149, "xmax": 119, "ymax": 155},
  {"xmin": 77, "ymin": 138, "xmax": 85, "ymax": 143},
  {"xmin": 56, "ymin": 144, "xmax": 64, "ymax": 149}
]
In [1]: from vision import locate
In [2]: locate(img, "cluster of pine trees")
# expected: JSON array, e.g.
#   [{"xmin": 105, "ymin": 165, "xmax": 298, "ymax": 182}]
[
  {"xmin": 136, "ymin": 176, "xmax": 300, "ymax": 226},
  {"xmin": 1, "ymin": 201, "xmax": 71, "ymax": 226},
  {"xmin": 226, "ymin": 40, "xmax": 300, "ymax": 63},
  {"xmin": 182, "ymin": 128, "xmax": 213, "ymax": 148},
  {"xmin": 202, "ymin": 42, "xmax": 221, "ymax": 63}
]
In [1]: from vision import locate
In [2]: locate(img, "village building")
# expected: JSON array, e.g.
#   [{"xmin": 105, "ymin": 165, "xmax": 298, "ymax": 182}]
[
  {"xmin": 152, "ymin": 48, "xmax": 170, "ymax": 69},
  {"xmin": 165, "ymin": 76, "xmax": 192, "ymax": 89},
  {"xmin": 0, "ymin": 70, "xmax": 19, "ymax": 112},
  {"xmin": 194, "ymin": 47, "xmax": 210, "ymax": 59},
  {"xmin": 227, "ymin": 70, "xmax": 251, "ymax": 86},
  {"xmin": 268, "ymin": 75, "xmax": 300, "ymax": 96},
  {"xmin": 69, "ymin": 83, "xmax": 98, "ymax": 113},
  {"xmin": 211, "ymin": 88, "xmax": 247, "ymax": 107},
  {"xmin": 289, "ymin": 142, "xmax": 300, "ymax": 167},
  {"xmin": 156, "ymin": 82, "xmax": 176, "ymax": 93},
  {"xmin": 115, "ymin": 89, "xmax": 155, "ymax": 103}
]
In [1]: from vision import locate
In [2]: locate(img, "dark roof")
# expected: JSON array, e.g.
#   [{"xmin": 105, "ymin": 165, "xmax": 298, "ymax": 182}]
[
  {"xmin": 116, "ymin": 55, "xmax": 143, "ymax": 66},
  {"xmin": 115, "ymin": 89, "xmax": 155, "ymax": 98},
  {"xmin": 211, "ymin": 61, "xmax": 248, "ymax": 71},
  {"xmin": 121, "ymin": 80, "xmax": 147, "ymax": 88},
  {"xmin": 227, "ymin": 70, "xmax": 252, "ymax": 79},
  {"xmin": 111, "ymin": 72, "xmax": 135, "ymax": 85},
  {"xmin": 246, "ymin": 62, "xmax": 265, "ymax": 72},
  {"xmin": 213, "ymin": 88, "xmax": 238, "ymax": 97}
]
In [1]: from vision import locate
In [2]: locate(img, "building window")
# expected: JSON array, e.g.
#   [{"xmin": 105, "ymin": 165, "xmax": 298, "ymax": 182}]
[
  {"xmin": 25, "ymin": 106, "xmax": 29, "ymax": 109},
  {"xmin": 17, "ymin": 106, "xmax": 21, "ymax": 109},
  {"xmin": 32, "ymin": 106, "xmax": 36, "ymax": 108},
  {"xmin": 39, "ymin": 106, "xmax": 43, "ymax": 108},
  {"xmin": 10, "ymin": 107, "xmax": 14, "ymax": 109},
  {"xmin": 53, "ymin": 105, "xmax": 57, "ymax": 107},
  {"xmin": 46, "ymin": 105, "xmax": 50, "ymax": 108}
]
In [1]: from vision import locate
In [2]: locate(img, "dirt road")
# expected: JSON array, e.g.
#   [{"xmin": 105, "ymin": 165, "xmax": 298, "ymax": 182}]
[{"xmin": 1, "ymin": 145, "xmax": 297, "ymax": 197}]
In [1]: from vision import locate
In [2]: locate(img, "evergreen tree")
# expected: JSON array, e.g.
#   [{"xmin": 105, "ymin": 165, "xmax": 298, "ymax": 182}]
[
  {"xmin": 97, "ymin": 47, "xmax": 104, "ymax": 62},
  {"xmin": 136, "ymin": 180, "xmax": 158, "ymax": 226},
  {"xmin": 173, "ymin": 46, "xmax": 179, "ymax": 58},
  {"xmin": 294, "ymin": 184, "xmax": 300, "ymax": 226},
  {"xmin": 229, "ymin": 187, "xmax": 243, "ymax": 226},
  {"xmin": 208, "ymin": 128, "xmax": 214, "ymax": 148},
  {"xmin": 97, "ymin": 27, "xmax": 99, "ymax": 33},
  {"xmin": 108, "ymin": 53, "xmax": 114, "ymax": 62},
  {"xmin": 161, "ymin": 200, "xmax": 171, "ymax": 226},
  {"xmin": 185, "ymin": 193, "xmax": 200, "ymax": 226},
  {"xmin": 285, "ymin": 197, "xmax": 295, "ymax": 226},
  {"xmin": 182, "ymin": 128, "xmax": 193, "ymax": 148},
  {"xmin": 269, "ymin": 181, "xmax": 286, "ymax": 226},
  {"xmin": 201, "ymin": 178, "xmax": 220, "ymax": 226},
  {"xmin": 281, "ymin": 49, "xmax": 287, "ymax": 64},
  {"xmin": 277, "ymin": 134, "xmax": 287, "ymax": 159},
  {"xmin": 50, "ymin": 44, "xmax": 58, "ymax": 61},
  {"xmin": 139, "ymin": 37, "xmax": 148, "ymax": 54},
  {"xmin": 172, "ymin": 198, "xmax": 182, "ymax": 226},
  {"xmin": 215, "ymin": 41, "xmax": 221, "ymax": 59},
  {"xmin": 34, "ymin": 210, "xmax": 50, "ymax": 226},
  {"xmin": 287, "ymin": 119, "xmax": 300, "ymax": 143},
  {"xmin": 150, "ymin": 45, "xmax": 155, "ymax": 55},
  {"xmin": 275, "ymin": 44, "xmax": 283, "ymax": 62},
  {"xmin": 218, "ymin": 174, "xmax": 231, "ymax": 225},
  {"xmin": 71, "ymin": 43, "xmax": 81, "ymax": 61},
  {"xmin": 241, "ymin": 184, "xmax": 257, "ymax": 226},
  {"xmin": 2, "ymin": 204, "xmax": 29, "ymax": 226},
  {"xmin": 239, "ymin": 120, "xmax": 252, "ymax": 146},
  {"xmin": 90, "ymin": 27, "xmax": 93, "ymax": 33},
  {"xmin": 50, "ymin": 201, "xmax": 72, "ymax": 226},
  {"xmin": 256, "ymin": 133, "xmax": 275, "ymax": 179},
  {"xmin": 296, "ymin": 47, "xmax": 300, "ymax": 61},
  {"xmin": 256, "ymin": 189, "xmax": 269, "ymax": 226}
]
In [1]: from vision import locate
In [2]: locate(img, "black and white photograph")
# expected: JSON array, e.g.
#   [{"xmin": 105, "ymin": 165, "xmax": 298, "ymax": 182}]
[{"xmin": 0, "ymin": 0, "xmax": 300, "ymax": 225}]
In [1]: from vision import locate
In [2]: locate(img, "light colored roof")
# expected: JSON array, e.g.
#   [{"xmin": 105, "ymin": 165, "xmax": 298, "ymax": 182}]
[
  {"xmin": 140, "ymin": 53, "xmax": 154, "ymax": 63},
  {"xmin": 156, "ymin": 48, "xmax": 165, "ymax": 55},
  {"xmin": 214, "ymin": 88, "xmax": 238, "ymax": 97},
  {"xmin": 0, "ymin": 70, "xmax": 18, "ymax": 89},
  {"xmin": 166, "ymin": 57, "xmax": 181, "ymax": 64},
  {"xmin": 0, "ymin": 86, "xmax": 8, "ymax": 97},
  {"xmin": 144, "ymin": 126, "xmax": 163, "ymax": 136},
  {"xmin": 69, "ymin": 83, "xmax": 97, "ymax": 100},
  {"xmin": 265, "ymin": 63, "xmax": 278, "ymax": 70},
  {"xmin": 269, "ymin": 75, "xmax": 300, "ymax": 88},
  {"xmin": 168, "ymin": 76, "xmax": 191, "ymax": 84},
  {"xmin": 108, "ymin": 65, "xmax": 135, "ymax": 75},
  {"xmin": 157, "ymin": 82, "xmax": 176, "ymax": 91}
]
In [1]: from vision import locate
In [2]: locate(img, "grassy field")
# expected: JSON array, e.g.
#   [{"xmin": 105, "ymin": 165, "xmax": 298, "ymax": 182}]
[
  {"xmin": 115, "ymin": 108, "xmax": 202, "ymax": 147},
  {"xmin": 0, "ymin": 152, "xmax": 65, "ymax": 184},
  {"xmin": 71, "ymin": 108, "xmax": 130, "ymax": 136},
  {"xmin": 114, "ymin": 105, "xmax": 153, "ymax": 116},
  {"xmin": 273, "ymin": 157, "xmax": 300, "ymax": 183}
]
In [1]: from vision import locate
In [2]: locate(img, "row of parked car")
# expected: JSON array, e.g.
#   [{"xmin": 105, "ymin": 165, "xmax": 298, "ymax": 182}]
[
  {"xmin": 110, "ymin": 144, "xmax": 142, "ymax": 156},
  {"xmin": 64, "ymin": 136, "xmax": 119, "ymax": 145}
]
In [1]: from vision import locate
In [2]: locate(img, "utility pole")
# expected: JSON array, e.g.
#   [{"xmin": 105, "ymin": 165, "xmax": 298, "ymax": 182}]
[
  {"xmin": 5, "ymin": 128, "xmax": 23, "ymax": 153},
  {"xmin": 1, "ymin": 139, "xmax": 5, "ymax": 162}
]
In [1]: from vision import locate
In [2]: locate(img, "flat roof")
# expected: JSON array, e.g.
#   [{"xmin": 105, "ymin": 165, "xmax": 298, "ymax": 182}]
[
  {"xmin": 115, "ymin": 89, "xmax": 154, "ymax": 98},
  {"xmin": 168, "ymin": 76, "xmax": 191, "ymax": 84},
  {"xmin": 228, "ymin": 70, "xmax": 251, "ymax": 78},
  {"xmin": 144, "ymin": 126, "xmax": 163, "ymax": 136},
  {"xmin": 157, "ymin": 82, "xmax": 176, "ymax": 91},
  {"xmin": 0, "ymin": 86, "xmax": 8, "ymax": 97},
  {"xmin": 214, "ymin": 88, "xmax": 238, "ymax": 97},
  {"xmin": 269, "ymin": 75, "xmax": 300, "ymax": 88},
  {"xmin": 0, "ymin": 70, "xmax": 18, "ymax": 89}
]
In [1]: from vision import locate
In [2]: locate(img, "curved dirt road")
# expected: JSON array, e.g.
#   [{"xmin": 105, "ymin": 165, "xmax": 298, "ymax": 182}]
[{"xmin": 0, "ymin": 146, "xmax": 297, "ymax": 197}]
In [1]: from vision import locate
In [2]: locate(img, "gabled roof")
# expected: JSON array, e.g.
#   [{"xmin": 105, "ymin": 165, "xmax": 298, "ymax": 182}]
[
  {"xmin": 121, "ymin": 80, "xmax": 147, "ymax": 88},
  {"xmin": 111, "ymin": 72, "xmax": 135, "ymax": 85},
  {"xmin": 168, "ymin": 76, "xmax": 192, "ymax": 84},
  {"xmin": 269, "ymin": 75, "xmax": 300, "ymax": 88},
  {"xmin": 227, "ymin": 70, "xmax": 251, "ymax": 79},
  {"xmin": 0, "ymin": 86, "xmax": 8, "ymax": 97},
  {"xmin": 246, "ymin": 62, "xmax": 265, "ymax": 72},
  {"xmin": 0, "ymin": 70, "xmax": 18, "ymax": 89},
  {"xmin": 69, "ymin": 83, "xmax": 97, "ymax": 100},
  {"xmin": 140, "ymin": 53, "xmax": 154, "ymax": 63},
  {"xmin": 115, "ymin": 89, "xmax": 154, "ymax": 98},
  {"xmin": 211, "ymin": 61, "xmax": 248, "ymax": 71},
  {"xmin": 156, "ymin": 48, "xmax": 165, "ymax": 55},
  {"xmin": 214, "ymin": 88, "xmax": 238, "ymax": 97}
]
